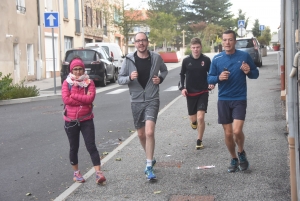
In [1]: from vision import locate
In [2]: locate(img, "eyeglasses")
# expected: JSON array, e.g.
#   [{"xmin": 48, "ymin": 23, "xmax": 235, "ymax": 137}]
[
  {"xmin": 73, "ymin": 68, "xmax": 84, "ymax": 71},
  {"xmin": 135, "ymin": 39, "xmax": 148, "ymax": 43}
]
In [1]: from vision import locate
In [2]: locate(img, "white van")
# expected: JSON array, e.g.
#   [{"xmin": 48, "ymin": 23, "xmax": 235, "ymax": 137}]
[{"xmin": 85, "ymin": 43, "xmax": 124, "ymax": 70}]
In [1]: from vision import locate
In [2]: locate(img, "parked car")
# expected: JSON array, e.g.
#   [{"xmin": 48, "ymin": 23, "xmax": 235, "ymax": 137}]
[
  {"xmin": 235, "ymin": 37, "xmax": 262, "ymax": 67},
  {"xmin": 85, "ymin": 42, "xmax": 124, "ymax": 70},
  {"xmin": 61, "ymin": 48, "xmax": 118, "ymax": 87}
]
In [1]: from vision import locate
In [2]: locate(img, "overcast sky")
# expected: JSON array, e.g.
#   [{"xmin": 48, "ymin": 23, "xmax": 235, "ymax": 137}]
[
  {"xmin": 123, "ymin": 0, "xmax": 281, "ymax": 33},
  {"xmin": 230, "ymin": 0, "xmax": 281, "ymax": 33}
]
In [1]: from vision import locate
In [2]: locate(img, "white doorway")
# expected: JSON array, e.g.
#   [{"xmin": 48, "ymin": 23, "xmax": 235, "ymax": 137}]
[{"xmin": 45, "ymin": 36, "xmax": 58, "ymax": 78}]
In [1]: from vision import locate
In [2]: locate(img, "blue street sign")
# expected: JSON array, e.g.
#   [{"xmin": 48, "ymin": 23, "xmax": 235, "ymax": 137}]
[
  {"xmin": 44, "ymin": 12, "xmax": 59, "ymax": 28},
  {"xmin": 259, "ymin": 25, "xmax": 265, "ymax": 31},
  {"xmin": 238, "ymin": 20, "xmax": 245, "ymax": 28}
]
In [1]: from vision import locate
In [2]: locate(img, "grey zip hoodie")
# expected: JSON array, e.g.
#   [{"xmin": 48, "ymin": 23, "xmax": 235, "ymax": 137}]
[{"xmin": 118, "ymin": 51, "xmax": 168, "ymax": 102}]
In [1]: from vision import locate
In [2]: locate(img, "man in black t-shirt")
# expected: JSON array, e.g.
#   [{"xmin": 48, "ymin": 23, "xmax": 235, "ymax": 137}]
[{"xmin": 179, "ymin": 37, "xmax": 215, "ymax": 150}]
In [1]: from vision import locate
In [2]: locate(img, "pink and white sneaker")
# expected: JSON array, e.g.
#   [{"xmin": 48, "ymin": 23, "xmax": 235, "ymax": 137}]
[
  {"xmin": 73, "ymin": 170, "xmax": 85, "ymax": 183},
  {"xmin": 96, "ymin": 171, "xmax": 106, "ymax": 184}
]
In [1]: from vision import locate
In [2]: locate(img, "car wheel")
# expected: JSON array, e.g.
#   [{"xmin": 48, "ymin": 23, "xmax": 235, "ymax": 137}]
[
  {"xmin": 100, "ymin": 73, "xmax": 107, "ymax": 87},
  {"xmin": 110, "ymin": 69, "xmax": 118, "ymax": 83}
]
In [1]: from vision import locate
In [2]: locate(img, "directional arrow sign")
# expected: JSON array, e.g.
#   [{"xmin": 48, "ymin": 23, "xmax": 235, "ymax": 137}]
[
  {"xmin": 238, "ymin": 20, "xmax": 245, "ymax": 28},
  {"xmin": 44, "ymin": 12, "xmax": 59, "ymax": 28}
]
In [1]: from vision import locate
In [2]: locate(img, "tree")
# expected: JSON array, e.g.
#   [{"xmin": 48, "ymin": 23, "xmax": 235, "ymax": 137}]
[
  {"xmin": 113, "ymin": 6, "xmax": 147, "ymax": 54},
  {"xmin": 252, "ymin": 19, "xmax": 260, "ymax": 37},
  {"xmin": 148, "ymin": 0, "xmax": 186, "ymax": 17},
  {"xmin": 187, "ymin": 0, "xmax": 233, "ymax": 26},
  {"xmin": 257, "ymin": 26, "xmax": 271, "ymax": 46},
  {"xmin": 147, "ymin": 12, "xmax": 178, "ymax": 51}
]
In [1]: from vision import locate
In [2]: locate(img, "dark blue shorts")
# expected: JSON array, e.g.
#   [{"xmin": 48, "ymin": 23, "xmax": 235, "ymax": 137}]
[{"xmin": 217, "ymin": 100, "xmax": 247, "ymax": 124}]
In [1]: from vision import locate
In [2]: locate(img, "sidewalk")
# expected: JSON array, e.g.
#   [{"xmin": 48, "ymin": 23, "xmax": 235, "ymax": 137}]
[{"xmin": 54, "ymin": 53, "xmax": 290, "ymax": 201}]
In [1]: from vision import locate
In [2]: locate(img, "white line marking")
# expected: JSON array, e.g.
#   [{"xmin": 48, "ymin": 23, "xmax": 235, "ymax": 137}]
[
  {"xmin": 164, "ymin": 86, "xmax": 179, "ymax": 91},
  {"xmin": 106, "ymin": 89, "xmax": 128, "ymax": 94},
  {"xmin": 53, "ymin": 95, "xmax": 183, "ymax": 201}
]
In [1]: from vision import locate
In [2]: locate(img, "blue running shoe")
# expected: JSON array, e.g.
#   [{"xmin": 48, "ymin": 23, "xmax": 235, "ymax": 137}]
[
  {"xmin": 145, "ymin": 166, "xmax": 156, "ymax": 180},
  {"xmin": 228, "ymin": 158, "xmax": 239, "ymax": 173},
  {"xmin": 238, "ymin": 150, "xmax": 249, "ymax": 171},
  {"xmin": 144, "ymin": 159, "xmax": 156, "ymax": 174}
]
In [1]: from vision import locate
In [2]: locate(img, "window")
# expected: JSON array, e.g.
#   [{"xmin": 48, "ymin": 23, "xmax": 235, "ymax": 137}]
[
  {"xmin": 96, "ymin": 10, "xmax": 101, "ymax": 28},
  {"xmin": 64, "ymin": 37, "xmax": 73, "ymax": 53},
  {"xmin": 16, "ymin": 0, "xmax": 26, "ymax": 14},
  {"xmin": 114, "ymin": 8, "xmax": 120, "ymax": 22},
  {"xmin": 86, "ymin": 6, "xmax": 92, "ymax": 27},
  {"xmin": 63, "ymin": 0, "xmax": 68, "ymax": 18},
  {"xmin": 27, "ymin": 44, "xmax": 34, "ymax": 75}
]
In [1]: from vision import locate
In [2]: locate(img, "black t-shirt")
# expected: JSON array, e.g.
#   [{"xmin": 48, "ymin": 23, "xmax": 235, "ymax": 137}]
[
  {"xmin": 134, "ymin": 52, "xmax": 151, "ymax": 89},
  {"xmin": 180, "ymin": 54, "xmax": 211, "ymax": 93}
]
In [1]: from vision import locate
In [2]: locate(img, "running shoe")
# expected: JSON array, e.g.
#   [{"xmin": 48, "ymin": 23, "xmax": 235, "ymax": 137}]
[
  {"xmin": 96, "ymin": 171, "xmax": 106, "ymax": 184},
  {"xmin": 144, "ymin": 159, "xmax": 156, "ymax": 174},
  {"xmin": 145, "ymin": 166, "xmax": 156, "ymax": 180},
  {"xmin": 238, "ymin": 150, "xmax": 249, "ymax": 171},
  {"xmin": 73, "ymin": 170, "xmax": 85, "ymax": 183},
  {"xmin": 190, "ymin": 121, "xmax": 197, "ymax": 130},
  {"xmin": 196, "ymin": 139, "xmax": 204, "ymax": 150},
  {"xmin": 228, "ymin": 158, "xmax": 239, "ymax": 173}
]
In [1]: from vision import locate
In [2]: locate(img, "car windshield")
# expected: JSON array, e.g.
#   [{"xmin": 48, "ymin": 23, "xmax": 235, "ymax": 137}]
[
  {"xmin": 65, "ymin": 50, "xmax": 96, "ymax": 62},
  {"xmin": 235, "ymin": 39, "xmax": 254, "ymax": 48}
]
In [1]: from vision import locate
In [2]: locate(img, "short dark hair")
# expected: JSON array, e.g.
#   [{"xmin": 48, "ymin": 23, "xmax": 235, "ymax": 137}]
[
  {"xmin": 190, "ymin": 37, "xmax": 202, "ymax": 46},
  {"xmin": 223, "ymin": 30, "xmax": 236, "ymax": 40},
  {"xmin": 134, "ymin": 32, "xmax": 148, "ymax": 41}
]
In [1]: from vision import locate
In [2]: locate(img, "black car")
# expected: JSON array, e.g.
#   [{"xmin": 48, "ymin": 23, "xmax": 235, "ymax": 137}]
[
  {"xmin": 60, "ymin": 48, "xmax": 118, "ymax": 87},
  {"xmin": 235, "ymin": 37, "xmax": 263, "ymax": 67}
]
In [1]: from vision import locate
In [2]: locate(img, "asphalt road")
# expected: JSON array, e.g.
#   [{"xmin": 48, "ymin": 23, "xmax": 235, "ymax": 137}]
[{"xmin": 0, "ymin": 66, "xmax": 181, "ymax": 201}]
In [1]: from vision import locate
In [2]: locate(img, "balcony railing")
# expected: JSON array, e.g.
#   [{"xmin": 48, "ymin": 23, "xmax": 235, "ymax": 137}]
[
  {"xmin": 16, "ymin": 5, "xmax": 26, "ymax": 14},
  {"xmin": 75, "ymin": 19, "xmax": 81, "ymax": 34}
]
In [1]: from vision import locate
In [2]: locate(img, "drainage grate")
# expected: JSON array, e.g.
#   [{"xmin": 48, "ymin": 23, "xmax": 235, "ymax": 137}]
[
  {"xmin": 169, "ymin": 195, "xmax": 214, "ymax": 201},
  {"xmin": 155, "ymin": 161, "xmax": 182, "ymax": 168}
]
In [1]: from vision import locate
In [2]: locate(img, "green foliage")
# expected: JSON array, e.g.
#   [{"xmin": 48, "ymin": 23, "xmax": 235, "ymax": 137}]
[
  {"xmin": 184, "ymin": 48, "xmax": 192, "ymax": 55},
  {"xmin": 0, "ymin": 73, "xmax": 39, "ymax": 100},
  {"xmin": 186, "ymin": 0, "xmax": 233, "ymax": 25},
  {"xmin": 147, "ymin": 12, "xmax": 178, "ymax": 45},
  {"xmin": 257, "ymin": 26, "xmax": 271, "ymax": 46},
  {"xmin": 252, "ymin": 19, "xmax": 260, "ymax": 37}
]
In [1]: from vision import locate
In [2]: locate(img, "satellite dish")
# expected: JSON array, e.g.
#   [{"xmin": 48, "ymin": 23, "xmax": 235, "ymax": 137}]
[{"xmin": 237, "ymin": 28, "xmax": 246, "ymax": 37}]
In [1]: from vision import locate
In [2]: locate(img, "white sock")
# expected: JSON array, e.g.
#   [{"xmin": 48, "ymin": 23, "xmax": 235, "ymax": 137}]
[{"xmin": 146, "ymin": 159, "xmax": 152, "ymax": 167}]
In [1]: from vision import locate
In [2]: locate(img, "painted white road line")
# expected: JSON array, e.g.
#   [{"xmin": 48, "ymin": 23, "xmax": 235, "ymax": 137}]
[
  {"xmin": 164, "ymin": 86, "xmax": 179, "ymax": 91},
  {"xmin": 106, "ymin": 88, "xmax": 128, "ymax": 94}
]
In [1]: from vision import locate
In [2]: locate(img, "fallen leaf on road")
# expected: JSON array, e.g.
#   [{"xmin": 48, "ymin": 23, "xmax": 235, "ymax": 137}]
[
  {"xmin": 115, "ymin": 158, "xmax": 122, "ymax": 161},
  {"xmin": 154, "ymin": 191, "xmax": 161, "ymax": 194}
]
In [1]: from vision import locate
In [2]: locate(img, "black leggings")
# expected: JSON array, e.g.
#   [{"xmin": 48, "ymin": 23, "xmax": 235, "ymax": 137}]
[{"xmin": 64, "ymin": 119, "xmax": 100, "ymax": 166}]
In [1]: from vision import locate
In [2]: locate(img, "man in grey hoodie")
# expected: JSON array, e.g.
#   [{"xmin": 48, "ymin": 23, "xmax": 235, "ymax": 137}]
[{"xmin": 118, "ymin": 32, "xmax": 168, "ymax": 180}]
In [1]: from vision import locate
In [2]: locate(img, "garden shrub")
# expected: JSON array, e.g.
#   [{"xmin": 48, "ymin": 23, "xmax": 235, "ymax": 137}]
[{"xmin": 0, "ymin": 73, "xmax": 39, "ymax": 100}]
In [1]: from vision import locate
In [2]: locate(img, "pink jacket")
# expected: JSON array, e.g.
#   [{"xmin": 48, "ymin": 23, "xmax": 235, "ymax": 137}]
[{"xmin": 61, "ymin": 80, "xmax": 96, "ymax": 122}]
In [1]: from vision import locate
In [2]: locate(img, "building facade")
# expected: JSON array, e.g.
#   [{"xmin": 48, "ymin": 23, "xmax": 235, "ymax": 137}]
[{"xmin": 0, "ymin": 1, "xmax": 39, "ymax": 83}]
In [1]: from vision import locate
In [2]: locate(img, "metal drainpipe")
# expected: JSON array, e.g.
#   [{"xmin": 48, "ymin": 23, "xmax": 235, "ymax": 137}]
[
  {"xmin": 81, "ymin": 0, "xmax": 85, "ymax": 46},
  {"xmin": 286, "ymin": 0, "xmax": 299, "ymax": 200}
]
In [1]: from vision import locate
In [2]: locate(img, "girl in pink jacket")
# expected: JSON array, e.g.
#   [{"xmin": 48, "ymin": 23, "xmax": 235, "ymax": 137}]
[{"xmin": 62, "ymin": 57, "xmax": 106, "ymax": 184}]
